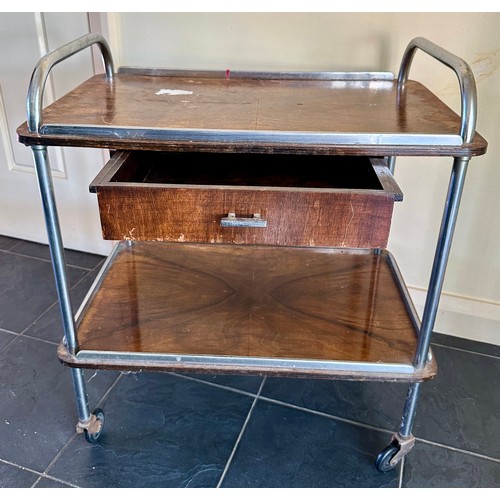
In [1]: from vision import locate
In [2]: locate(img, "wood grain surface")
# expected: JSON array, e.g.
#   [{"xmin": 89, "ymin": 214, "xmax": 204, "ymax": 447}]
[
  {"xmin": 73, "ymin": 242, "xmax": 425, "ymax": 380},
  {"xmin": 17, "ymin": 73, "xmax": 487, "ymax": 156},
  {"xmin": 91, "ymin": 151, "xmax": 397, "ymax": 247}
]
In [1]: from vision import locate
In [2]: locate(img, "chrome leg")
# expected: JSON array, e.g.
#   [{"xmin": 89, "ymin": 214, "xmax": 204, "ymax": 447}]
[
  {"xmin": 414, "ymin": 156, "xmax": 470, "ymax": 368},
  {"xmin": 388, "ymin": 156, "xmax": 396, "ymax": 175},
  {"xmin": 31, "ymin": 145, "xmax": 91, "ymax": 425},
  {"xmin": 31, "ymin": 146, "xmax": 77, "ymax": 352},
  {"xmin": 400, "ymin": 382, "xmax": 421, "ymax": 437},
  {"xmin": 377, "ymin": 156, "xmax": 470, "ymax": 471},
  {"xmin": 71, "ymin": 367, "xmax": 91, "ymax": 424}
]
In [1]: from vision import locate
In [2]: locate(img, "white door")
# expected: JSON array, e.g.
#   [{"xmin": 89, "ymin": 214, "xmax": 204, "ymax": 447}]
[{"xmin": 0, "ymin": 12, "xmax": 113, "ymax": 256}]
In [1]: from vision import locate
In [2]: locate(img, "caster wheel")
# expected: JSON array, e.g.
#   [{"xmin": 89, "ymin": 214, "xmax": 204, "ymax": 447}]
[
  {"xmin": 84, "ymin": 408, "xmax": 105, "ymax": 444},
  {"xmin": 375, "ymin": 442, "xmax": 400, "ymax": 472}
]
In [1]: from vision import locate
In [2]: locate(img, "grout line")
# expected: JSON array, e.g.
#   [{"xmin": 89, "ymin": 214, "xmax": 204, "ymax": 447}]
[
  {"xmin": 0, "ymin": 331, "xmax": 21, "ymax": 354},
  {"xmin": 16, "ymin": 335, "xmax": 59, "ymax": 347},
  {"xmin": 171, "ymin": 373, "xmax": 397, "ymax": 437},
  {"xmin": 174, "ymin": 374, "xmax": 500, "ymax": 467},
  {"xmin": 43, "ymin": 373, "xmax": 123, "ymax": 481},
  {"xmin": 0, "ymin": 457, "xmax": 43, "ymax": 476},
  {"xmin": 169, "ymin": 372, "xmax": 261, "ymax": 398},
  {"xmin": 6, "ymin": 240, "xmax": 22, "ymax": 252},
  {"xmin": 431, "ymin": 341, "xmax": 500, "ymax": 361},
  {"xmin": 18, "ymin": 262, "xmax": 100, "ymax": 339},
  {"xmin": 94, "ymin": 372, "xmax": 123, "ymax": 409},
  {"xmin": 216, "ymin": 377, "xmax": 266, "ymax": 488},
  {"xmin": 31, "ymin": 472, "xmax": 79, "ymax": 489},
  {"xmin": 18, "ymin": 301, "xmax": 58, "ymax": 337},
  {"xmin": 415, "ymin": 437, "xmax": 500, "ymax": 464},
  {"xmin": 257, "ymin": 394, "xmax": 500, "ymax": 466},
  {"xmin": 398, "ymin": 456, "xmax": 405, "ymax": 488},
  {"xmin": 0, "ymin": 457, "xmax": 78, "ymax": 488},
  {"xmin": 0, "ymin": 246, "xmax": 97, "ymax": 271},
  {"xmin": 40, "ymin": 433, "xmax": 80, "ymax": 480},
  {"xmin": 0, "ymin": 327, "xmax": 21, "ymax": 336},
  {"xmin": 90, "ymin": 259, "xmax": 106, "ymax": 272},
  {"xmin": 31, "ymin": 476, "xmax": 41, "ymax": 488},
  {"xmin": 257, "ymin": 394, "xmax": 394, "ymax": 436}
]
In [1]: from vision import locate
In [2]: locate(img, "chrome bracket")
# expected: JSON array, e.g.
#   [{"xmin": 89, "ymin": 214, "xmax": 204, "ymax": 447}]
[
  {"xmin": 75, "ymin": 413, "xmax": 102, "ymax": 435},
  {"xmin": 390, "ymin": 432, "xmax": 416, "ymax": 466}
]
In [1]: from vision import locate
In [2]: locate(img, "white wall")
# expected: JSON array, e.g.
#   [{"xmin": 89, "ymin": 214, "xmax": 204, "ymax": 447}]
[{"xmin": 106, "ymin": 12, "xmax": 500, "ymax": 344}]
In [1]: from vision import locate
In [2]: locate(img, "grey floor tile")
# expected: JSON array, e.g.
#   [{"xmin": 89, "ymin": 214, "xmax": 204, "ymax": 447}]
[
  {"xmin": 10, "ymin": 240, "xmax": 105, "ymax": 270},
  {"xmin": 21, "ymin": 303, "xmax": 68, "ymax": 344},
  {"xmin": 432, "ymin": 332, "xmax": 500, "ymax": 358},
  {"xmin": 1, "ymin": 239, "xmax": 498, "ymax": 489},
  {"xmin": 261, "ymin": 377, "xmax": 405, "ymax": 431},
  {"xmin": 221, "ymin": 399, "xmax": 399, "ymax": 488},
  {"xmin": 46, "ymin": 372, "xmax": 254, "ymax": 488},
  {"xmin": 0, "ymin": 329, "xmax": 17, "ymax": 351},
  {"xmin": 415, "ymin": 345, "xmax": 500, "ymax": 458},
  {"xmin": 0, "ymin": 336, "xmax": 119, "ymax": 472},
  {"xmin": 0, "ymin": 236, "xmax": 21, "ymax": 251},
  {"xmin": 23, "ymin": 267, "xmax": 102, "ymax": 343},
  {"xmin": 183, "ymin": 373, "xmax": 264, "ymax": 393},
  {"xmin": 0, "ymin": 461, "xmax": 40, "ymax": 487},
  {"xmin": 0, "ymin": 252, "xmax": 86, "ymax": 332},
  {"xmin": 403, "ymin": 442, "xmax": 500, "ymax": 487},
  {"xmin": 34, "ymin": 477, "xmax": 74, "ymax": 488},
  {"xmin": 262, "ymin": 345, "xmax": 500, "ymax": 459}
]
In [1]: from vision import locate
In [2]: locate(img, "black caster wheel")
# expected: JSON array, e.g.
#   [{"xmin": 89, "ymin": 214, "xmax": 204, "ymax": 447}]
[
  {"xmin": 84, "ymin": 408, "xmax": 105, "ymax": 444},
  {"xmin": 375, "ymin": 442, "xmax": 400, "ymax": 472}
]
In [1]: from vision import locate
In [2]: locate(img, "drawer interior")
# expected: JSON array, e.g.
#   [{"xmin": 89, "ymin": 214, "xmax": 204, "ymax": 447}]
[{"xmin": 104, "ymin": 151, "xmax": 387, "ymax": 191}]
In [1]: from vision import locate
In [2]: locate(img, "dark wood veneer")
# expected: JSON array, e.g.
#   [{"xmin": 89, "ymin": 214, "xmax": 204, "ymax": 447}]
[
  {"xmin": 17, "ymin": 73, "xmax": 487, "ymax": 156},
  {"xmin": 63, "ymin": 242, "xmax": 435, "ymax": 381},
  {"xmin": 90, "ymin": 152, "xmax": 399, "ymax": 248}
]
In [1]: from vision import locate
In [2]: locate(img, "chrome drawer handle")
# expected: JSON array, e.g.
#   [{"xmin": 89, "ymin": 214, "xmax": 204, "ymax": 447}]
[{"xmin": 220, "ymin": 212, "xmax": 267, "ymax": 228}]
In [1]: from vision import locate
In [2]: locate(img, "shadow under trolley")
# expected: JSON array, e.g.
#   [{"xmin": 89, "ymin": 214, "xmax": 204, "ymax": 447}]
[{"xmin": 17, "ymin": 34, "xmax": 487, "ymax": 472}]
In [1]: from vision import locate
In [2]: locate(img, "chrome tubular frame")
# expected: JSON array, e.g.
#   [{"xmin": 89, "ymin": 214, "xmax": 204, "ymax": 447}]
[
  {"xmin": 397, "ymin": 37, "xmax": 477, "ymax": 144},
  {"xmin": 27, "ymin": 33, "xmax": 114, "ymax": 133},
  {"xmin": 26, "ymin": 34, "xmax": 479, "ymax": 458},
  {"xmin": 28, "ymin": 33, "xmax": 114, "ymax": 425},
  {"xmin": 415, "ymin": 157, "xmax": 470, "ymax": 369},
  {"xmin": 395, "ymin": 37, "xmax": 477, "ymax": 447},
  {"xmin": 390, "ymin": 37, "xmax": 477, "ymax": 179},
  {"xmin": 32, "ymin": 146, "xmax": 77, "ymax": 351}
]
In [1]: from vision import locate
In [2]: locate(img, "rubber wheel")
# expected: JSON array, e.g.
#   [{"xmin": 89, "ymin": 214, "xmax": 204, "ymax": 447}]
[
  {"xmin": 375, "ymin": 442, "xmax": 400, "ymax": 472},
  {"xmin": 84, "ymin": 408, "xmax": 105, "ymax": 444}
]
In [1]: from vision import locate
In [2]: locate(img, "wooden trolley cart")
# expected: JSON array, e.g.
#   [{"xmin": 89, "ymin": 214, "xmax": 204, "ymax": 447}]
[{"xmin": 17, "ymin": 34, "xmax": 487, "ymax": 472}]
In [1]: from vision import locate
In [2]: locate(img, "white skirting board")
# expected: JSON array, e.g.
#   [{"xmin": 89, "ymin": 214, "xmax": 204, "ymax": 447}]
[{"xmin": 408, "ymin": 286, "xmax": 500, "ymax": 347}]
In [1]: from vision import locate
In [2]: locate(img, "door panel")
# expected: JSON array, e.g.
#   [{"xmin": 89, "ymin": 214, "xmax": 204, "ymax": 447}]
[{"xmin": 0, "ymin": 12, "xmax": 113, "ymax": 255}]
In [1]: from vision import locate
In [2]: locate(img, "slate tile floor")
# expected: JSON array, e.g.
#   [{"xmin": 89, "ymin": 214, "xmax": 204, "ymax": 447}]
[{"xmin": 0, "ymin": 234, "xmax": 499, "ymax": 488}]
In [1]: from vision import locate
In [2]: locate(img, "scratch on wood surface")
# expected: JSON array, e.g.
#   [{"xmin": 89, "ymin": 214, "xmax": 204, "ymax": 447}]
[
  {"xmin": 341, "ymin": 202, "xmax": 355, "ymax": 247},
  {"xmin": 124, "ymin": 227, "xmax": 136, "ymax": 240}
]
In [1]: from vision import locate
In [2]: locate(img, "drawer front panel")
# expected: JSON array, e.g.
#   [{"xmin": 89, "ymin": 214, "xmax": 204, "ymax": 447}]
[
  {"xmin": 91, "ymin": 151, "xmax": 400, "ymax": 248},
  {"xmin": 96, "ymin": 186, "xmax": 394, "ymax": 247}
]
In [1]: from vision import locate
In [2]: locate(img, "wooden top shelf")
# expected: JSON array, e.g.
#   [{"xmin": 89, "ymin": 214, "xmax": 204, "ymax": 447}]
[
  {"xmin": 18, "ymin": 71, "xmax": 487, "ymax": 157},
  {"xmin": 59, "ymin": 241, "xmax": 436, "ymax": 382}
]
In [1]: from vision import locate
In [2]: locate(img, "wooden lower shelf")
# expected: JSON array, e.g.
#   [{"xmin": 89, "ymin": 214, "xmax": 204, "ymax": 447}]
[{"xmin": 59, "ymin": 241, "xmax": 436, "ymax": 381}]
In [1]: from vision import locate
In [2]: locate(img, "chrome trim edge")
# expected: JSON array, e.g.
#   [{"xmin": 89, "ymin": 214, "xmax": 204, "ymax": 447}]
[
  {"xmin": 398, "ymin": 37, "xmax": 477, "ymax": 143},
  {"xmin": 75, "ymin": 350, "xmax": 415, "ymax": 374},
  {"xmin": 117, "ymin": 67, "xmax": 395, "ymax": 81},
  {"xmin": 74, "ymin": 241, "xmax": 125, "ymax": 326},
  {"xmin": 41, "ymin": 125, "xmax": 463, "ymax": 147}
]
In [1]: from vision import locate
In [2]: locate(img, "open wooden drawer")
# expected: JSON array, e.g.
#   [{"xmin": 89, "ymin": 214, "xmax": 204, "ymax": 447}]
[{"xmin": 90, "ymin": 152, "xmax": 402, "ymax": 248}]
